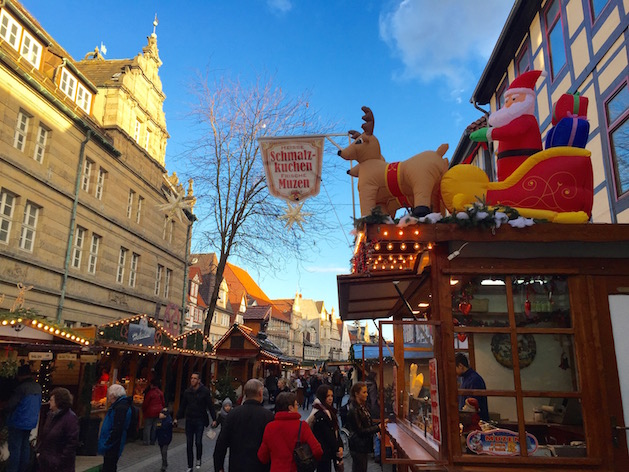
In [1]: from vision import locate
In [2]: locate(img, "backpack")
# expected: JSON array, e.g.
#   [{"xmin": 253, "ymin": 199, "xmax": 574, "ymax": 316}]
[
  {"xmin": 126, "ymin": 404, "xmax": 140, "ymax": 442},
  {"xmin": 293, "ymin": 421, "xmax": 317, "ymax": 472}
]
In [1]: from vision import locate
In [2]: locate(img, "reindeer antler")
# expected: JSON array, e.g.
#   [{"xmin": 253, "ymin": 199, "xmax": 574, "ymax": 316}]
[
  {"xmin": 361, "ymin": 106, "xmax": 374, "ymax": 136},
  {"xmin": 348, "ymin": 130, "xmax": 362, "ymax": 140}
]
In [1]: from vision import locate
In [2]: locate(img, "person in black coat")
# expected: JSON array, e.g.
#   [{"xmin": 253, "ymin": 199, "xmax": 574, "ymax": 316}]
[
  {"xmin": 306, "ymin": 385, "xmax": 344, "ymax": 472},
  {"xmin": 213, "ymin": 379, "xmax": 274, "ymax": 472},
  {"xmin": 346, "ymin": 382, "xmax": 384, "ymax": 472},
  {"xmin": 174, "ymin": 372, "xmax": 217, "ymax": 471},
  {"xmin": 36, "ymin": 387, "xmax": 79, "ymax": 472}
]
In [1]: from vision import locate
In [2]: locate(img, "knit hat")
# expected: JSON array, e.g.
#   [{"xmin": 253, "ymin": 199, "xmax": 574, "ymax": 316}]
[
  {"xmin": 222, "ymin": 398, "xmax": 232, "ymax": 407},
  {"xmin": 505, "ymin": 70, "xmax": 544, "ymax": 97}
]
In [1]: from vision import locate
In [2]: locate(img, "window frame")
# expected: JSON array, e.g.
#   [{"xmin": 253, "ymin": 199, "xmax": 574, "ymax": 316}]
[
  {"xmin": 144, "ymin": 128, "xmax": 151, "ymax": 150},
  {"xmin": 496, "ymin": 77, "xmax": 508, "ymax": 110},
  {"xmin": 88, "ymin": 234, "xmax": 100, "ymax": 274},
  {"xmin": 165, "ymin": 268, "xmax": 172, "ymax": 298},
  {"xmin": 604, "ymin": 80, "xmax": 629, "ymax": 199},
  {"xmin": 33, "ymin": 124, "xmax": 49, "ymax": 163},
  {"xmin": 0, "ymin": 9, "xmax": 21, "ymax": 51},
  {"xmin": 95, "ymin": 168, "xmax": 107, "ymax": 200},
  {"xmin": 81, "ymin": 159, "xmax": 92, "ymax": 192},
  {"xmin": 515, "ymin": 43, "xmax": 531, "ymax": 77},
  {"xmin": 136, "ymin": 196, "xmax": 144, "ymax": 224},
  {"xmin": 116, "ymin": 247, "xmax": 127, "ymax": 284},
  {"xmin": 126, "ymin": 190, "xmax": 135, "ymax": 219},
  {"xmin": 155, "ymin": 264, "xmax": 163, "ymax": 296},
  {"xmin": 544, "ymin": 0, "xmax": 567, "ymax": 81},
  {"xmin": 76, "ymin": 83, "xmax": 92, "ymax": 114},
  {"xmin": 19, "ymin": 201, "xmax": 39, "ymax": 252},
  {"xmin": 13, "ymin": 111, "xmax": 30, "ymax": 152},
  {"xmin": 71, "ymin": 226, "xmax": 86, "ymax": 269},
  {"xmin": 59, "ymin": 68, "xmax": 77, "ymax": 101},
  {"xmin": 0, "ymin": 190, "xmax": 16, "ymax": 244},
  {"xmin": 451, "ymin": 274, "xmax": 583, "ymax": 459},
  {"xmin": 20, "ymin": 29, "xmax": 42, "ymax": 69},
  {"xmin": 589, "ymin": 0, "xmax": 610, "ymax": 22},
  {"xmin": 129, "ymin": 252, "xmax": 139, "ymax": 287}
]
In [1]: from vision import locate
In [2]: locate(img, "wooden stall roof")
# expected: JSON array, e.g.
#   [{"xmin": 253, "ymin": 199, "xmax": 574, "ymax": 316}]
[
  {"xmin": 97, "ymin": 314, "xmax": 222, "ymax": 358},
  {"xmin": 213, "ymin": 323, "xmax": 298, "ymax": 365},
  {"xmin": 0, "ymin": 309, "xmax": 93, "ymax": 347},
  {"xmin": 338, "ymin": 223, "xmax": 629, "ymax": 321}
]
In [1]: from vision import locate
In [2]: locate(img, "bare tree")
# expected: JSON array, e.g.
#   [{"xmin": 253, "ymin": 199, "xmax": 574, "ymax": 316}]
[{"xmin": 184, "ymin": 72, "xmax": 340, "ymax": 336}]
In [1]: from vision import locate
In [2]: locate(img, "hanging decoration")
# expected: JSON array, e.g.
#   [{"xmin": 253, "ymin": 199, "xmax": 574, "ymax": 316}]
[
  {"xmin": 259, "ymin": 136, "xmax": 324, "ymax": 231},
  {"xmin": 278, "ymin": 202, "xmax": 311, "ymax": 231}
]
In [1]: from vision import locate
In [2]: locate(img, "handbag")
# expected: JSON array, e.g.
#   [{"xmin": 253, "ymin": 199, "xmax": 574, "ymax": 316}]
[{"xmin": 293, "ymin": 421, "xmax": 317, "ymax": 472}]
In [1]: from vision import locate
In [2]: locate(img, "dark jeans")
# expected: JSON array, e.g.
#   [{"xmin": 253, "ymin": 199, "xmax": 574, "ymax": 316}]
[
  {"xmin": 185, "ymin": 418, "xmax": 205, "ymax": 468},
  {"xmin": 143, "ymin": 417, "xmax": 158, "ymax": 445},
  {"xmin": 350, "ymin": 451, "xmax": 368, "ymax": 472},
  {"xmin": 160, "ymin": 444, "xmax": 169, "ymax": 468},
  {"xmin": 7, "ymin": 427, "xmax": 31, "ymax": 472},
  {"xmin": 102, "ymin": 453, "xmax": 120, "ymax": 472}
]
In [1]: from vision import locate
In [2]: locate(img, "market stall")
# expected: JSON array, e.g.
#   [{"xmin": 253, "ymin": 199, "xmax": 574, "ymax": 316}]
[
  {"xmin": 339, "ymin": 223, "xmax": 629, "ymax": 471},
  {"xmin": 95, "ymin": 315, "xmax": 219, "ymax": 423},
  {"xmin": 213, "ymin": 323, "xmax": 296, "ymax": 398}
]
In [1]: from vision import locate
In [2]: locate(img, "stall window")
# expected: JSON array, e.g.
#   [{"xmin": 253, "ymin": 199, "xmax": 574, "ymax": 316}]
[
  {"xmin": 452, "ymin": 275, "xmax": 584, "ymax": 459},
  {"xmin": 381, "ymin": 319, "xmax": 442, "ymax": 460}
]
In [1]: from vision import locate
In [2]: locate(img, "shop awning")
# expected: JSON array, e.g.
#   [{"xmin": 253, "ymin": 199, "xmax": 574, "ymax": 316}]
[{"xmin": 337, "ymin": 271, "xmax": 430, "ymax": 321}]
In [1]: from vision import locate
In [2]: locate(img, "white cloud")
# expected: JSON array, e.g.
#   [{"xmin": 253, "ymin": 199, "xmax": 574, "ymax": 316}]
[
  {"xmin": 379, "ymin": 0, "xmax": 513, "ymax": 93},
  {"xmin": 305, "ymin": 266, "xmax": 348, "ymax": 274},
  {"xmin": 267, "ymin": 0, "xmax": 292, "ymax": 13}
]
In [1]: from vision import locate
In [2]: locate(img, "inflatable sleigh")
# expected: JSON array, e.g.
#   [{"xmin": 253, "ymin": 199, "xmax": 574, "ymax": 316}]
[{"xmin": 440, "ymin": 146, "xmax": 593, "ymax": 223}]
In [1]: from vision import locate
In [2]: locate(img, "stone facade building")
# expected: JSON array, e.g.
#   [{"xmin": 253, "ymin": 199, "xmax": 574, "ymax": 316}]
[{"xmin": 0, "ymin": 0, "xmax": 194, "ymax": 328}]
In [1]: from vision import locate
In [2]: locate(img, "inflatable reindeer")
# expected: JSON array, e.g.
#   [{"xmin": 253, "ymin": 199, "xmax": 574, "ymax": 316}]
[{"xmin": 338, "ymin": 106, "xmax": 449, "ymax": 218}]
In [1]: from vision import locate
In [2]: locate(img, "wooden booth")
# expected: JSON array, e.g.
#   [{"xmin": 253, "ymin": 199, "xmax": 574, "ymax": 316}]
[
  {"xmin": 95, "ymin": 314, "xmax": 219, "ymax": 421},
  {"xmin": 338, "ymin": 223, "xmax": 629, "ymax": 471},
  {"xmin": 213, "ymin": 323, "xmax": 296, "ymax": 395}
]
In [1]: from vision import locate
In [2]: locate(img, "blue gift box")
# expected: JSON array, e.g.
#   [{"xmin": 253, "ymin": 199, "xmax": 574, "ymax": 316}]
[{"xmin": 545, "ymin": 117, "xmax": 590, "ymax": 149}]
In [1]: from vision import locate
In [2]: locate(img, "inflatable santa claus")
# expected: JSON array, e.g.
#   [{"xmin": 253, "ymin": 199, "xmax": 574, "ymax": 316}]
[{"xmin": 470, "ymin": 70, "xmax": 544, "ymax": 181}]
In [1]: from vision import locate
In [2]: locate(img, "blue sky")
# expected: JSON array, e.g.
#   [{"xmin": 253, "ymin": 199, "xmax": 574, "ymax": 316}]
[{"xmin": 22, "ymin": 0, "xmax": 513, "ymax": 318}]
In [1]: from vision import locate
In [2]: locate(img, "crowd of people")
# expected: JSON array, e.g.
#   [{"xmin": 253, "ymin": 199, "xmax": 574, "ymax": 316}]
[{"xmin": 1, "ymin": 365, "xmax": 387, "ymax": 472}]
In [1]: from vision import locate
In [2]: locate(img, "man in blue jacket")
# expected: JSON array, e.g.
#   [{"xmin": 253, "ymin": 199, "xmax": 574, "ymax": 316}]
[
  {"xmin": 5, "ymin": 364, "xmax": 42, "ymax": 472},
  {"xmin": 98, "ymin": 384, "xmax": 132, "ymax": 472},
  {"xmin": 456, "ymin": 353, "xmax": 489, "ymax": 421}
]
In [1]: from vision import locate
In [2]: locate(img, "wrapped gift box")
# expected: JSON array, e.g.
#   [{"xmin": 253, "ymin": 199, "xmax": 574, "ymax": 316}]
[{"xmin": 545, "ymin": 117, "xmax": 590, "ymax": 149}]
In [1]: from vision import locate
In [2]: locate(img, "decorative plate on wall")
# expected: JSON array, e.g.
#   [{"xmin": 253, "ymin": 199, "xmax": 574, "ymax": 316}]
[{"xmin": 490, "ymin": 333, "xmax": 537, "ymax": 369}]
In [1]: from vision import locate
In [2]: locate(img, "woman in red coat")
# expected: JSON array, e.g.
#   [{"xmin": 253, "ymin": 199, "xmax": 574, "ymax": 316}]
[
  {"xmin": 258, "ymin": 392, "xmax": 323, "ymax": 472},
  {"xmin": 36, "ymin": 387, "xmax": 80, "ymax": 472},
  {"xmin": 142, "ymin": 379, "xmax": 165, "ymax": 445}
]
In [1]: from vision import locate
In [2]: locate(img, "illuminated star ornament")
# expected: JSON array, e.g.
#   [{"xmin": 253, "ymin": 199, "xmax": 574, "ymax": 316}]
[
  {"xmin": 157, "ymin": 192, "xmax": 191, "ymax": 223},
  {"xmin": 279, "ymin": 202, "xmax": 311, "ymax": 231}
]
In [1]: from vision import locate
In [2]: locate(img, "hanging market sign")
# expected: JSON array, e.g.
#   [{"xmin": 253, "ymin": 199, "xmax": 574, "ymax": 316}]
[
  {"xmin": 57, "ymin": 353, "xmax": 77, "ymax": 361},
  {"xmin": 28, "ymin": 352, "xmax": 53, "ymax": 361},
  {"xmin": 128, "ymin": 317, "xmax": 155, "ymax": 345},
  {"xmin": 259, "ymin": 136, "xmax": 324, "ymax": 202},
  {"xmin": 467, "ymin": 428, "xmax": 538, "ymax": 456}
]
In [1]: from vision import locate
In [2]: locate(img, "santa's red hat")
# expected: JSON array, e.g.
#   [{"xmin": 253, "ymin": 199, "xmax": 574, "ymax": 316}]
[{"xmin": 505, "ymin": 70, "xmax": 545, "ymax": 97}]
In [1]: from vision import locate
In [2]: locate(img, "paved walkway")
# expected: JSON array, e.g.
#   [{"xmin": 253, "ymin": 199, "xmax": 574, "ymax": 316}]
[{"xmin": 77, "ymin": 404, "xmax": 391, "ymax": 472}]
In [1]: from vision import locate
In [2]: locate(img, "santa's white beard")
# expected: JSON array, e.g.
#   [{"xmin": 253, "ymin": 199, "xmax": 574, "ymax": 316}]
[{"xmin": 488, "ymin": 94, "xmax": 535, "ymax": 128}]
